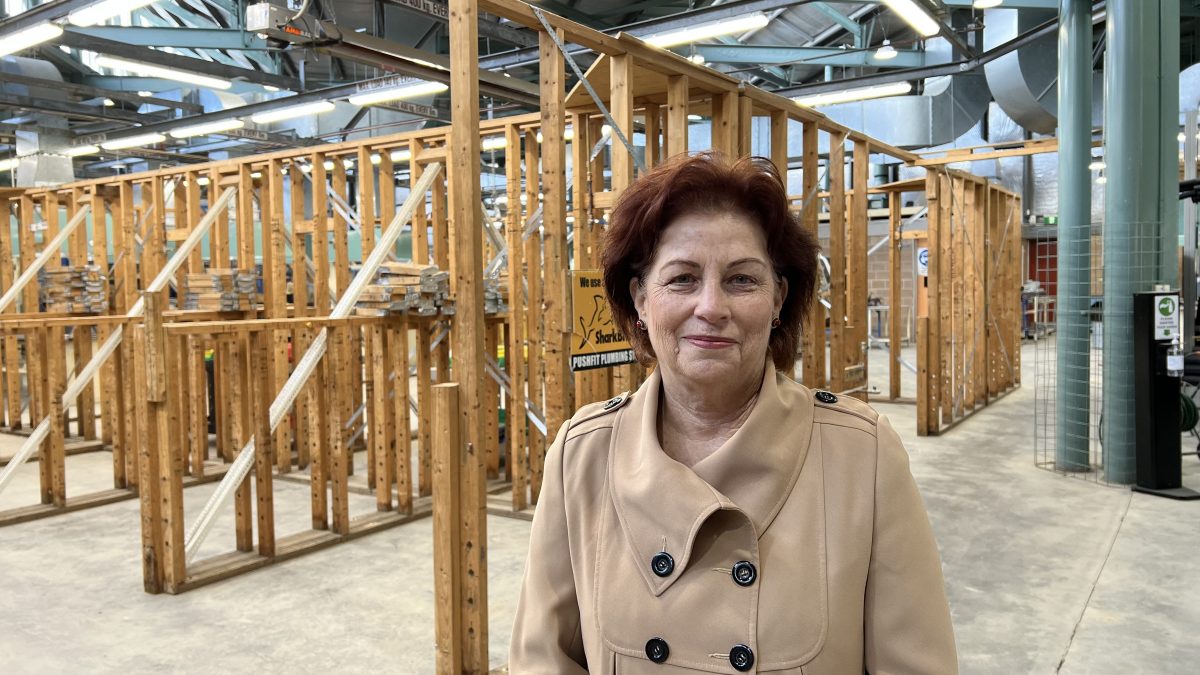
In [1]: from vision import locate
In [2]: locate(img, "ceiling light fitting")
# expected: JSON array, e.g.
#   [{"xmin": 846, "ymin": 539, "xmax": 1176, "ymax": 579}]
[
  {"xmin": 347, "ymin": 81, "xmax": 448, "ymax": 106},
  {"xmin": 792, "ymin": 81, "xmax": 914, "ymax": 107},
  {"xmin": 95, "ymin": 55, "xmax": 232, "ymax": 90},
  {"xmin": 169, "ymin": 118, "xmax": 245, "ymax": 139},
  {"xmin": 645, "ymin": 13, "xmax": 770, "ymax": 48},
  {"xmin": 250, "ymin": 100, "xmax": 335, "ymax": 124},
  {"xmin": 101, "ymin": 133, "xmax": 166, "ymax": 150},
  {"xmin": 879, "ymin": 0, "xmax": 941, "ymax": 38},
  {"xmin": 68, "ymin": 0, "xmax": 161, "ymax": 27},
  {"xmin": 0, "ymin": 22, "xmax": 63, "ymax": 58}
]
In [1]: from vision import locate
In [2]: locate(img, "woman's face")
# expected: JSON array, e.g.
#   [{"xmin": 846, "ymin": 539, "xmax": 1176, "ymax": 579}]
[{"xmin": 631, "ymin": 209, "xmax": 787, "ymax": 397}]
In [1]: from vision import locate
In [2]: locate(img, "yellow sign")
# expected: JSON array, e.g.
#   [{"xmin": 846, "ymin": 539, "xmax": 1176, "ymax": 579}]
[{"xmin": 570, "ymin": 270, "xmax": 635, "ymax": 371}]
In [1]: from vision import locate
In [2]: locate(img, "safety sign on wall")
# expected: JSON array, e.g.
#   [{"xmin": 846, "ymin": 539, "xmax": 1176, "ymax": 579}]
[
  {"xmin": 570, "ymin": 270, "xmax": 636, "ymax": 371},
  {"xmin": 917, "ymin": 247, "xmax": 929, "ymax": 276},
  {"xmin": 1154, "ymin": 294, "xmax": 1179, "ymax": 341}
]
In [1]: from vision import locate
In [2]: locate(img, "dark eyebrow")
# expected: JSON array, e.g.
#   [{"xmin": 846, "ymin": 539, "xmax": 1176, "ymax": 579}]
[
  {"xmin": 728, "ymin": 258, "xmax": 770, "ymax": 269},
  {"xmin": 659, "ymin": 258, "xmax": 769, "ymax": 269}
]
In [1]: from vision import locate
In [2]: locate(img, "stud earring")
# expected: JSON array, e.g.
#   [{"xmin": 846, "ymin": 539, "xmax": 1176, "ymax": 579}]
[
  {"xmin": 771, "ymin": 317, "xmax": 781, "ymax": 328},
  {"xmin": 635, "ymin": 319, "xmax": 646, "ymax": 331}
]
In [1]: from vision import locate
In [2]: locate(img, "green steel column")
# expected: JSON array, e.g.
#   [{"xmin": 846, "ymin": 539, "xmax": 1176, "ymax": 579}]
[
  {"xmin": 1102, "ymin": 0, "xmax": 1180, "ymax": 483},
  {"xmin": 1055, "ymin": 0, "xmax": 1093, "ymax": 472}
]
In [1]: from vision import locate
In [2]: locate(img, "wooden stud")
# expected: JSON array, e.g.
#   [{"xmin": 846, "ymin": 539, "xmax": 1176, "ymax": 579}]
[
  {"xmin": 666, "ymin": 75, "xmax": 689, "ymax": 160},
  {"xmin": 523, "ymin": 129, "xmax": 545, "ymax": 503},
  {"xmin": 432, "ymin": 382, "xmax": 463, "ymax": 674},
  {"xmin": 848, "ymin": 140, "xmax": 869, "ymax": 401},
  {"xmin": 506, "ymin": 125, "xmax": 528, "ymax": 511},
  {"xmin": 417, "ymin": 321, "xmax": 434, "ymax": 498},
  {"xmin": 391, "ymin": 321, "xmax": 412, "ymax": 514},
  {"xmin": 888, "ymin": 194, "xmax": 902, "ymax": 401},
  {"xmin": 711, "ymin": 91, "xmax": 738, "ymax": 157},
  {"xmin": 800, "ymin": 121, "xmax": 824, "ymax": 390},
  {"xmin": 251, "ymin": 329, "xmax": 276, "ymax": 557},
  {"xmin": 828, "ymin": 134, "xmax": 847, "ymax": 394},
  {"xmin": 737, "ymin": 95, "xmax": 754, "ymax": 157}
]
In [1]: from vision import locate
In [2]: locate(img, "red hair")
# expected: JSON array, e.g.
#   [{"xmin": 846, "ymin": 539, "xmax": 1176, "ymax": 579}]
[{"xmin": 601, "ymin": 152, "xmax": 820, "ymax": 372}]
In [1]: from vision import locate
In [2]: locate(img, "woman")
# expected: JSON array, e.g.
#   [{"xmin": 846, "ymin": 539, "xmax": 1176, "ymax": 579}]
[{"xmin": 510, "ymin": 153, "xmax": 956, "ymax": 673}]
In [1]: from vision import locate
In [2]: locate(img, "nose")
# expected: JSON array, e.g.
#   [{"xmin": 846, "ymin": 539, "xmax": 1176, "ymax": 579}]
[{"xmin": 694, "ymin": 277, "xmax": 731, "ymax": 324}]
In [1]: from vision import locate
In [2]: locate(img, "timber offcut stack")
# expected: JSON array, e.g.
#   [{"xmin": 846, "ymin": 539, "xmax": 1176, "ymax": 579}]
[
  {"xmin": 354, "ymin": 262, "xmax": 451, "ymax": 316},
  {"xmin": 182, "ymin": 268, "xmax": 257, "ymax": 311},
  {"xmin": 38, "ymin": 265, "xmax": 107, "ymax": 313}
]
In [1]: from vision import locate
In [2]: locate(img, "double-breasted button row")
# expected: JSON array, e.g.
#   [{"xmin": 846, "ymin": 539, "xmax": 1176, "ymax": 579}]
[{"xmin": 643, "ymin": 638, "xmax": 754, "ymax": 670}]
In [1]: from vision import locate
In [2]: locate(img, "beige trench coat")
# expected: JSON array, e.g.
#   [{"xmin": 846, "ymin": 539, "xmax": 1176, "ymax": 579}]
[{"xmin": 510, "ymin": 364, "xmax": 957, "ymax": 674}]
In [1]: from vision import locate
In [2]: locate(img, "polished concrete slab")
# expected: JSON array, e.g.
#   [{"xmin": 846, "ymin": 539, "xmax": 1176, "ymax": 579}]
[{"xmin": 0, "ymin": 342, "xmax": 1197, "ymax": 673}]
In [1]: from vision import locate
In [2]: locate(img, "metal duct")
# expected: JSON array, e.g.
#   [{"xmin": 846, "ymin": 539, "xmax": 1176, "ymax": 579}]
[
  {"xmin": 0, "ymin": 57, "xmax": 75, "ymax": 186},
  {"xmin": 983, "ymin": 8, "xmax": 1060, "ymax": 134},
  {"xmin": 810, "ymin": 38, "xmax": 989, "ymax": 150}
]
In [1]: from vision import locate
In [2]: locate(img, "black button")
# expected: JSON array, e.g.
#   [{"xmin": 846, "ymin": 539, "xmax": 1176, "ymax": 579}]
[
  {"xmin": 651, "ymin": 551, "xmax": 675, "ymax": 577},
  {"xmin": 645, "ymin": 637, "xmax": 669, "ymax": 663},
  {"xmin": 731, "ymin": 561, "xmax": 757, "ymax": 587},
  {"xmin": 603, "ymin": 395, "xmax": 623, "ymax": 410},
  {"xmin": 729, "ymin": 644, "xmax": 754, "ymax": 671},
  {"xmin": 815, "ymin": 390, "xmax": 838, "ymax": 404}
]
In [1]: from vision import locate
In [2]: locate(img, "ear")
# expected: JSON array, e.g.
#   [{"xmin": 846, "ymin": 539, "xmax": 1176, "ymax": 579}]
[
  {"xmin": 774, "ymin": 276, "xmax": 788, "ymax": 316},
  {"xmin": 630, "ymin": 276, "xmax": 646, "ymax": 320}
]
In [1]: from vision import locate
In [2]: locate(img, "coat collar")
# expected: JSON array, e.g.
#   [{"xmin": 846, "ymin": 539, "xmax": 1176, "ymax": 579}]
[{"xmin": 608, "ymin": 362, "xmax": 816, "ymax": 596}]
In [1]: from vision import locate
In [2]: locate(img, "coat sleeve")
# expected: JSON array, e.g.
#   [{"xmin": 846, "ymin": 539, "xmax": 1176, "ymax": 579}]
[
  {"xmin": 863, "ymin": 415, "xmax": 958, "ymax": 675},
  {"xmin": 509, "ymin": 421, "xmax": 589, "ymax": 673}
]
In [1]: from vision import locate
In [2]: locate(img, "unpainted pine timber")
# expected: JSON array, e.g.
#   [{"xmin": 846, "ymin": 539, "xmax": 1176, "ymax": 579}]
[
  {"xmin": 449, "ymin": 0, "xmax": 488, "ymax": 665},
  {"xmin": 964, "ymin": 184, "xmax": 977, "ymax": 411},
  {"xmin": 523, "ymin": 129, "xmax": 545, "ymax": 502},
  {"xmin": 417, "ymin": 321, "xmax": 434, "ymax": 498},
  {"xmin": 33, "ymin": 330, "xmax": 50, "ymax": 502},
  {"xmin": 310, "ymin": 337, "xmax": 331, "ymax": 530},
  {"xmin": 666, "ymin": 75, "xmax": 689, "ymax": 160},
  {"xmin": 410, "ymin": 140, "xmax": 429, "ymax": 265},
  {"xmin": 506, "ymin": 124, "xmax": 528, "ymax": 511},
  {"xmin": 145, "ymin": 175, "xmax": 166, "ymax": 280},
  {"xmin": 541, "ymin": 27, "xmax": 572, "ymax": 476},
  {"xmin": 148, "ymin": 292, "xmax": 188, "ymax": 591},
  {"xmin": 43, "ymin": 192, "xmax": 59, "ymax": 268},
  {"xmin": 0, "ymin": 199, "xmax": 19, "ymax": 430},
  {"xmin": 331, "ymin": 160, "xmax": 357, "ymax": 456},
  {"xmin": 485, "ymin": 322, "xmax": 500, "ymax": 479},
  {"xmin": 644, "ymin": 104, "xmax": 660, "ymax": 167},
  {"xmin": 888, "ymin": 196, "xmax": 902, "ymax": 401},
  {"xmin": 250, "ymin": 329, "xmax": 276, "ymax": 557},
  {"xmin": 712, "ymin": 91, "xmax": 739, "ymax": 158},
  {"xmin": 848, "ymin": 140, "xmax": 869, "ymax": 402},
  {"xmin": 290, "ymin": 161, "xmax": 311, "ymax": 470},
  {"xmin": 359, "ymin": 147, "xmax": 380, "ymax": 487},
  {"xmin": 737, "ymin": 95, "xmax": 754, "ymax": 157},
  {"xmin": 609, "ymin": 52, "xmax": 640, "ymax": 411},
  {"xmin": 923, "ymin": 171, "xmax": 940, "ymax": 435},
  {"xmin": 828, "ymin": 135, "xmax": 847, "ymax": 394},
  {"xmin": 265, "ymin": 158, "xmax": 292, "ymax": 472},
  {"xmin": 18, "ymin": 195, "xmax": 39, "ymax": 426},
  {"xmin": 117, "ymin": 182, "xmax": 139, "ymax": 484},
  {"xmin": 371, "ymin": 323, "xmax": 393, "ymax": 511},
  {"xmin": 68, "ymin": 190, "xmax": 98, "ymax": 440},
  {"xmin": 45, "ymin": 327, "xmax": 66, "ymax": 508},
  {"xmin": 917, "ymin": 317, "xmax": 930, "ymax": 436},
  {"xmin": 235, "ymin": 172, "xmax": 258, "ymax": 547},
  {"xmin": 91, "ymin": 190, "xmax": 114, "ymax": 446},
  {"xmin": 1010, "ymin": 196, "xmax": 1022, "ymax": 386},
  {"xmin": 431, "ymin": 175, "xmax": 451, "ymax": 392},
  {"xmin": 800, "ymin": 121, "xmax": 824, "ymax": 390},
  {"xmin": 478, "ymin": 0, "xmax": 620, "ymax": 54},
  {"xmin": 939, "ymin": 172, "xmax": 953, "ymax": 428},
  {"xmin": 952, "ymin": 176, "xmax": 965, "ymax": 420},
  {"xmin": 131, "ymin": 324, "xmax": 164, "ymax": 591},
  {"xmin": 390, "ymin": 322, "xmax": 412, "ymax": 514},
  {"xmin": 432, "ymin": 382, "xmax": 464, "ymax": 674},
  {"xmin": 976, "ymin": 185, "xmax": 988, "ymax": 402},
  {"xmin": 329, "ymin": 326, "xmax": 351, "ymax": 535}
]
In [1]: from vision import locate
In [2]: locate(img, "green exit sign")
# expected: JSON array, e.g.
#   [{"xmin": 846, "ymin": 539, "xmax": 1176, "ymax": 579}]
[{"xmin": 1044, "ymin": 216, "xmax": 1059, "ymax": 225}]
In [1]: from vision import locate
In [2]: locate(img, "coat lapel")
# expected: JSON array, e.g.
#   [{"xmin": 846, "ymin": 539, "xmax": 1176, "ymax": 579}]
[{"xmin": 608, "ymin": 363, "xmax": 816, "ymax": 597}]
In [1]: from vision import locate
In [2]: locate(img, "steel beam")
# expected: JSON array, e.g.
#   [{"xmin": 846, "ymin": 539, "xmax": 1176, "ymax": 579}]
[
  {"xmin": 64, "ymin": 26, "xmax": 269, "ymax": 51},
  {"xmin": 383, "ymin": 0, "xmax": 537, "ymax": 47},
  {"xmin": 0, "ymin": 92, "xmax": 169, "ymax": 125},
  {"xmin": 0, "ymin": 0, "xmax": 93, "ymax": 35},
  {"xmin": 57, "ymin": 31, "xmax": 301, "ymax": 91},
  {"xmin": 691, "ymin": 43, "xmax": 924, "ymax": 67},
  {"xmin": 0, "ymin": 71, "xmax": 204, "ymax": 113},
  {"xmin": 813, "ymin": 2, "xmax": 864, "ymax": 43}
]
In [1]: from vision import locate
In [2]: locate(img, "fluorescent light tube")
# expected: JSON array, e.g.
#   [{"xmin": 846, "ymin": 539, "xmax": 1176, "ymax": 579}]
[
  {"xmin": 68, "ymin": 0, "xmax": 160, "ymax": 27},
  {"xmin": 973, "ymin": 0, "xmax": 1003, "ymax": 8},
  {"xmin": 390, "ymin": 149, "xmax": 412, "ymax": 162},
  {"xmin": 0, "ymin": 158, "xmax": 19, "ymax": 172},
  {"xmin": 792, "ymin": 81, "xmax": 913, "ymax": 107},
  {"xmin": 63, "ymin": 145, "xmax": 100, "ymax": 157},
  {"xmin": 95, "ymin": 55, "xmax": 231, "ymax": 90},
  {"xmin": 250, "ymin": 100, "xmax": 335, "ymax": 124},
  {"xmin": 169, "ymin": 118, "xmax": 245, "ymax": 138},
  {"xmin": 101, "ymin": 133, "xmax": 166, "ymax": 150},
  {"xmin": 880, "ymin": 0, "xmax": 941, "ymax": 38},
  {"xmin": 481, "ymin": 136, "xmax": 507, "ymax": 151},
  {"xmin": 0, "ymin": 22, "xmax": 63, "ymax": 58},
  {"xmin": 645, "ymin": 13, "xmax": 770, "ymax": 48},
  {"xmin": 348, "ymin": 81, "xmax": 448, "ymax": 106}
]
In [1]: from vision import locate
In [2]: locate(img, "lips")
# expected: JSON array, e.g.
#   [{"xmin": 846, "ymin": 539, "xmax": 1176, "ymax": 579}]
[{"xmin": 683, "ymin": 335, "xmax": 737, "ymax": 349}]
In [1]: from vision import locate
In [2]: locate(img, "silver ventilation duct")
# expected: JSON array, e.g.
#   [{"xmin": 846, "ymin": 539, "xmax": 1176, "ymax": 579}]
[
  {"xmin": 0, "ymin": 56, "xmax": 75, "ymax": 186},
  {"xmin": 808, "ymin": 38, "xmax": 989, "ymax": 150}
]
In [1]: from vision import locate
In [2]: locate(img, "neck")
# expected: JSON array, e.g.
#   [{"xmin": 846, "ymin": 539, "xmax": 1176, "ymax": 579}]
[{"xmin": 657, "ymin": 363, "xmax": 765, "ymax": 467}]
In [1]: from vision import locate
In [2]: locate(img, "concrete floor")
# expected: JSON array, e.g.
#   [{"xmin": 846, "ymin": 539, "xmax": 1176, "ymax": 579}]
[{"xmin": 0, "ymin": 342, "xmax": 1198, "ymax": 673}]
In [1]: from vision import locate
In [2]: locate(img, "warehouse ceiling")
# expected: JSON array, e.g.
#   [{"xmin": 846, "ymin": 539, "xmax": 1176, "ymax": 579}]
[{"xmin": 0, "ymin": 0, "xmax": 1198, "ymax": 183}]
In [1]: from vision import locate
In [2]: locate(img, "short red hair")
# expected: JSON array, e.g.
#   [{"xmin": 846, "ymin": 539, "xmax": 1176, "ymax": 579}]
[{"xmin": 601, "ymin": 152, "xmax": 820, "ymax": 372}]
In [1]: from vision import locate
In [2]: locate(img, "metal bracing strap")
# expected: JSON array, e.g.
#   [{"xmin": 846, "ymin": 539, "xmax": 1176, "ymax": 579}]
[
  {"xmin": 0, "ymin": 203, "xmax": 91, "ymax": 314},
  {"xmin": 866, "ymin": 206, "xmax": 928, "ymax": 258},
  {"xmin": 0, "ymin": 187, "xmax": 237, "ymax": 499},
  {"xmin": 532, "ymin": 6, "xmax": 647, "ymax": 176},
  {"xmin": 484, "ymin": 353, "xmax": 547, "ymax": 437},
  {"xmin": 183, "ymin": 163, "xmax": 442, "ymax": 563}
]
